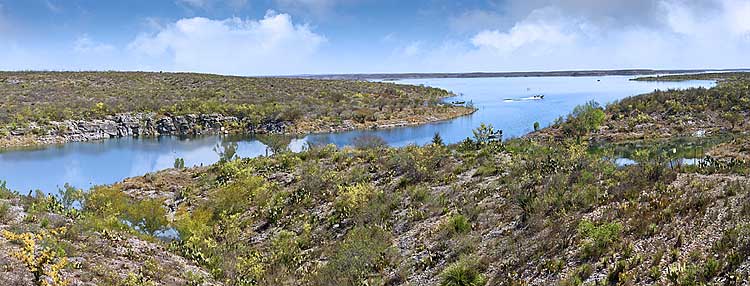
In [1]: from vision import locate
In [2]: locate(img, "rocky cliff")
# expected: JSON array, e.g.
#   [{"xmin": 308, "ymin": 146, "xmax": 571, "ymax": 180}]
[{"xmin": 6, "ymin": 113, "xmax": 290, "ymax": 146}]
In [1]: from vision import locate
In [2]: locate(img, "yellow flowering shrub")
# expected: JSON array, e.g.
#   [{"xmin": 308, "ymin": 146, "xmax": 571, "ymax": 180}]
[
  {"xmin": 335, "ymin": 183, "xmax": 377, "ymax": 217},
  {"xmin": 2, "ymin": 227, "xmax": 69, "ymax": 286}
]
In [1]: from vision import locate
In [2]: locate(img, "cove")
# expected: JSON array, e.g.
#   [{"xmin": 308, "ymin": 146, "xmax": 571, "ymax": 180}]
[{"xmin": 0, "ymin": 76, "xmax": 715, "ymax": 193}]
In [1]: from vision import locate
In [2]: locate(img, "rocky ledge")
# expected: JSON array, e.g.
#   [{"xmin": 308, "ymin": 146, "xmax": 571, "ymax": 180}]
[
  {"xmin": 0, "ymin": 106, "xmax": 477, "ymax": 149},
  {"xmin": 2, "ymin": 113, "xmax": 290, "ymax": 147}
]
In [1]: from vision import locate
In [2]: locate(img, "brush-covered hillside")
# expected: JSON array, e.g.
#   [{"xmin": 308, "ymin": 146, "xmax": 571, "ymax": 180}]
[
  {"xmin": 1, "ymin": 73, "xmax": 749, "ymax": 286},
  {"xmin": 0, "ymin": 72, "xmax": 474, "ymax": 148}
]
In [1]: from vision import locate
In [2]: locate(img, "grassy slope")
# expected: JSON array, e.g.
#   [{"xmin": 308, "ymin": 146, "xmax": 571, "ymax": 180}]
[{"xmin": 1, "ymin": 73, "xmax": 750, "ymax": 286}]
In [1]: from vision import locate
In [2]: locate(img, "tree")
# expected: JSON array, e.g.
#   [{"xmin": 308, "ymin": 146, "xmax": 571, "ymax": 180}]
[
  {"xmin": 173, "ymin": 157, "xmax": 185, "ymax": 169},
  {"xmin": 57, "ymin": 183, "xmax": 83, "ymax": 210},
  {"xmin": 565, "ymin": 101, "xmax": 605, "ymax": 139},
  {"xmin": 533, "ymin": 121, "xmax": 540, "ymax": 131},
  {"xmin": 472, "ymin": 123, "xmax": 500, "ymax": 145},
  {"xmin": 432, "ymin": 132, "xmax": 445, "ymax": 146},
  {"xmin": 126, "ymin": 198, "xmax": 168, "ymax": 236}
]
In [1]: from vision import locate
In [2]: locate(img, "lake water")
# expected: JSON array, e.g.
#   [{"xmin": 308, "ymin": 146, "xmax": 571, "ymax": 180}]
[{"xmin": 0, "ymin": 76, "xmax": 714, "ymax": 193}]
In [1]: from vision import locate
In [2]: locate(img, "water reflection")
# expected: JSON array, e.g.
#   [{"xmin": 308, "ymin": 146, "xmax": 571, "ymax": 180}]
[
  {"xmin": 0, "ymin": 76, "xmax": 716, "ymax": 193},
  {"xmin": 603, "ymin": 135, "xmax": 733, "ymax": 167}
]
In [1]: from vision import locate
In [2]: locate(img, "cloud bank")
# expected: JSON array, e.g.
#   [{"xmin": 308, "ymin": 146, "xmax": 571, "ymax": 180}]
[
  {"xmin": 398, "ymin": 0, "xmax": 750, "ymax": 72},
  {"xmin": 129, "ymin": 11, "xmax": 326, "ymax": 75},
  {"xmin": 1, "ymin": 0, "xmax": 749, "ymax": 74}
]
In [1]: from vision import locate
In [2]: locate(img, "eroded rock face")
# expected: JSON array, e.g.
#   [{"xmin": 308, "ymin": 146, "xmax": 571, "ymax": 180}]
[{"xmin": 10, "ymin": 113, "xmax": 289, "ymax": 145}]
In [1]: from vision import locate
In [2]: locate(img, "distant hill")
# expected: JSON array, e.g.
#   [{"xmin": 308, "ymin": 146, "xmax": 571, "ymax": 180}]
[{"xmin": 292, "ymin": 68, "xmax": 750, "ymax": 80}]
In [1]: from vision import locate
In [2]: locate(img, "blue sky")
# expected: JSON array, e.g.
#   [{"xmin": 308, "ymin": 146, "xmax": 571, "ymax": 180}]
[{"xmin": 1, "ymin": 0, "xmax": 749, "ymax": 75}]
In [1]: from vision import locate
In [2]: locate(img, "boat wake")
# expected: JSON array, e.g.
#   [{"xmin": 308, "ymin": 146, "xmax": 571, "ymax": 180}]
[{"xmin": 504, "ymin": 95, "xmax": 545, "ymax": 102}]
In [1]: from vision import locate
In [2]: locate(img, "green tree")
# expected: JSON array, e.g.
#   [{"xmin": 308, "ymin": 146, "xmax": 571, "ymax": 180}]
[
  {"xmin": 127, "ymin": 198, "xmax": 168, "ymax": 236},
  {"xmin": 472, "ymin": 123, "xmax": 499, "ymax": 145},
  {"xmin": 84, "ymin": 186, "xmax": 128, "ymax": 218},
  {"xmin": 173, "ymin": 157, "xmax": 186, "ymax": 169},
  {"xmin": 432, "ymin": 132, "xmax": 445, "ymax": 146},
  {"xmin": 565, "ymin": 101, "xmax": 606, "ymax": 139},
  {"xmin": 57, "ymin": 183, "xmax": 83, "ymax": 210}
]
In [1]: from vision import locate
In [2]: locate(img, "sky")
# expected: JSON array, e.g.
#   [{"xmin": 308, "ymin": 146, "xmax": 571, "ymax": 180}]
[{"xmin": 0, "ymin": 0, "xmax": 749, "ymax": 75}]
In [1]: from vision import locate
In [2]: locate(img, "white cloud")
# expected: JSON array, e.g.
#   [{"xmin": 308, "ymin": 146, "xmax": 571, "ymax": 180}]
[
  {"xmin": 74, "ymin": 35, "xmax": 116, "ymax": 54},
  {"xmin": 406, "ymin": 0, "xmax": 750, "ymax": 73},
  {"xmin": 128, "ymin": 11, "xmax": 326, "ymax": 75},
  {"xmin": 470, "ymin": 8, "xmax": 577, "ymax": 55},
  {"xmin": 722, "ymin": 0, "xmax": 750, "ymax": 37}
]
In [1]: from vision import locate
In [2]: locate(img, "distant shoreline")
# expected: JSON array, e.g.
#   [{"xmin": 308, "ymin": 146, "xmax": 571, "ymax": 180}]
[{"xmin": 290, "ymin": 68, "xmax": 750, "ymax": 80}]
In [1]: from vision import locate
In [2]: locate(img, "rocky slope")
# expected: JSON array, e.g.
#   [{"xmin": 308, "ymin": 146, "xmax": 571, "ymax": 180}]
[{"xmin": 0, "ymin": 194, "xmax": 218, "ymax": 286}]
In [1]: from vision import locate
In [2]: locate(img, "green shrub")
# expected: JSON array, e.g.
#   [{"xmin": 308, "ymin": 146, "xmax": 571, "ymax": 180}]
[
  {"xmin": 407, "ymin": 185, "xmax": 430, "ymax": 205},
  {"xmin": 474, "ymin": 164, "xmax": 498, "ymax": 177},
  {"xmin": 256, "ymin": 135, "xmax": 291, "ymax": 154},
  {"xmin": 0, "ymin": 201, "xmax": 11, "ymax": 223},
  {"xmin": 565, "ymin": 264, "xmax": 593, "ymax": 285},
  {"xmin": 29, "ymin": 192, "xmax": 65, "ymax": 215},
  {"xmin": 173, "ymin": 207, "xmax": 213, "ymax": 242},
  {"xmin": 334, "ymin": 183, "xmax": 376, "ymax": 218},
  {"xmin": 82, "ymin": 186, "xmax": 168, "ymax": 236},
  {"xmin": 270, "ymin": 230, "xmax": 303, "ymax": 269},
  {"xmin": 84, "ymin": 186, "xmax": 128, "ymax": 218},
  {"xmin": 125, "ymin": 198, "xmax": 168, "ymax": 236},
  {"xmin": 0, "ymin": 180, "xmax": 15, "ymax": 199},
  {"xmin": 57, "ymin": 183, "xmax": 84, "ymax": 210},
  {"xmin": 211, "ymin": 175, "xmax": 266, "ymax": 216},
  {"xmin": 214, "ymin": 141, "xmax": 239, "ymax": 163},
  {"xmin": 316, "ymin": 226, "xmax": 397, "ymax": 286},
  {"xmin": 562, "ymin": 101, "xmax": 605, "ymax": 139},
  {"xmin": 440, "ymin": 258, "xmax": 486, "ymax": 286},
  {"xmin": 174, "ymin": 157, "xmax": 186, "ymax": 169},
  {"xmin": 445, "ymin": 214, "xmax": 472, "ymax": 236},
  {"xmin": 472, "ymin": 123, "xmax": 499, "ymax": 145},
  {"xmin": 577, "ymin": 220, "xmax": 622, "ymax": 259}
]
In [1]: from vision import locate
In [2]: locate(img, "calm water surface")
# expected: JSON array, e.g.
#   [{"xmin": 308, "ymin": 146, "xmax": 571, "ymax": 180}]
[{"xmin": 0, "ymin": 76, "xmax": 714, "ymax": 193}]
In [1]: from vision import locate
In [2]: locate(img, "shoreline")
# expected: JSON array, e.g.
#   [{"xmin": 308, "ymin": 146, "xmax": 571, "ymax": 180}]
[{"xmin": 0, "ymin": 106, "xmax": 476, "ymax": 150}]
